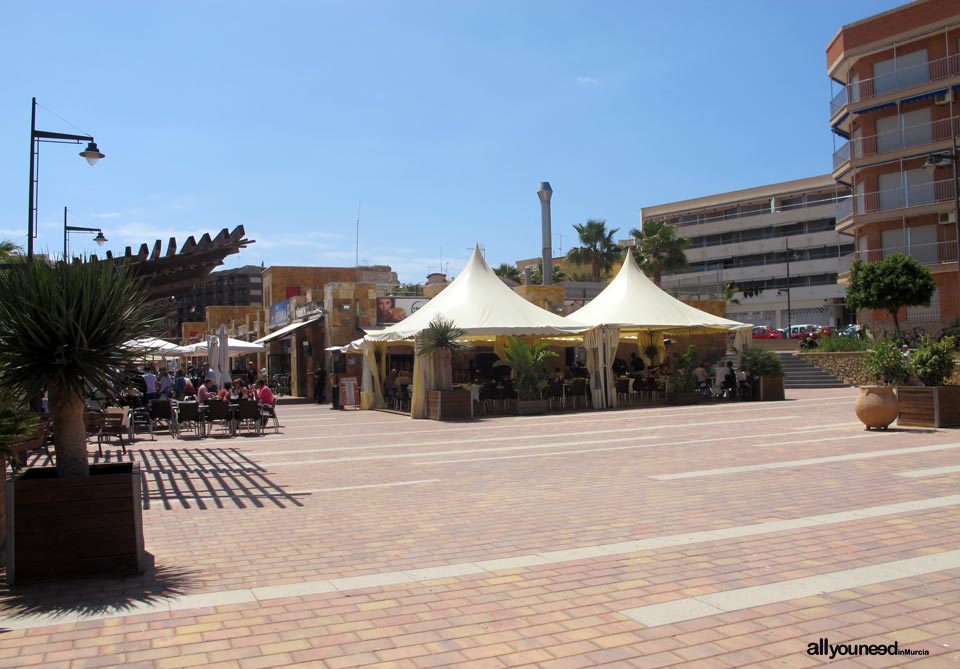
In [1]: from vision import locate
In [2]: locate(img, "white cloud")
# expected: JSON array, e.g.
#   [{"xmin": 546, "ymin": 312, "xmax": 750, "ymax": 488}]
[{"xmin": 576, "ymin": 75, "xmax": 601, "ymax": 85}]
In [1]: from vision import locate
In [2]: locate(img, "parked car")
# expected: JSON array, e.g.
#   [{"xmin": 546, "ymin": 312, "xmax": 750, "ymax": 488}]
[
  {"xmin": 817, "ymin": 325, "xmax": 833, "ymax": 336},
  {"xmin": 752, "ymin": 326, "xmax": 783, "ymax": 340},
  {"xmin": 788, "ymin": 324, "xmax": 820, "ymax": 339},
  {"xmin": 839, "ymin": 324, "xmax": 864, "ymax": 337}
]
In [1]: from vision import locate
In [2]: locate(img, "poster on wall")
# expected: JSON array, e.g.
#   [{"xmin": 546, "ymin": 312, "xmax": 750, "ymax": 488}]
[{"xmin": 377, "ymin": 297, "xmax": 428, "ymax": 324}]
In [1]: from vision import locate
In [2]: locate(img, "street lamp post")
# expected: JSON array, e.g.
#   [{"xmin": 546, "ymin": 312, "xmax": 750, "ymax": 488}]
[
  {"xmin": 784, "ymin": 237, "xmax": 793, "ymax": 335},
  {"xmin": 28, "ymin": 97, "xmax": 105, "ymax": 259},
  {"xmin": 63, "ymin": 207, "xmax": 107, "ymax": 260}
]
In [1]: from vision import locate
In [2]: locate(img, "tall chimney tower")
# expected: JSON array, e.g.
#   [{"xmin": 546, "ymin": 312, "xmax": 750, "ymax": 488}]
[{"xmin": 537, "ymin": 182, "xmax": 553, "ymax": 285}]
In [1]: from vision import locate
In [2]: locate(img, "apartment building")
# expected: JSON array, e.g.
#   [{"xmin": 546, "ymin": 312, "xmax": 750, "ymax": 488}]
[
  {"xmin": 639, "ymin": 175, "xmax": 854, "ymax": 331},
  {"xmin": 175, "ymin": 265, "xmax": 263, "ymax": 324},
  {"xmin": 828, "ymin": 0, "xmax": 960, "ymax": 331}
]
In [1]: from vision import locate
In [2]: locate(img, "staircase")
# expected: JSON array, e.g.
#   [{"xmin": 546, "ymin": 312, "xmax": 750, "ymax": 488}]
[{"xmin": 778, "ymin": 352, "xmax": 850, "ymax": 389}]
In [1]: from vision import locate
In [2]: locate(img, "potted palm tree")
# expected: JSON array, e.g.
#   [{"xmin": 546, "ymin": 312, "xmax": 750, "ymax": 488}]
[
  {"xmin": 897, "ymin": 336, "xmax": 959, "ymax": 427},
  {"xmin": 494, "ymin": 337, "xmax": 557, "ymax": 415},
  {"xmin": 0, "ymin": 258, "xmax": 155, "ymax": 583},
  {"xmin": 667, "ymin": 345, "xmax": 701, "ymax": 405},
  {"xmin": 415, "ymin": 316, "xmax": 471, "ymax": 420},
  {"xmin": 855, "ymin": 338, "xmax": 908, "ymax": 431},
  {"xmin": 741, "ymin": 348, "xmax": 785, "ymax": 401}
]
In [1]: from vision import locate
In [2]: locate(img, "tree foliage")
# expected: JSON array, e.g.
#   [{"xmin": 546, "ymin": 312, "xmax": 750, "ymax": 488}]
[
  {"xmin": 566, "ymin": 219, "xmax": 621, "ymax": 282},
  {"xmin": 911, "ymin": 336, "xmax": 956, "ymax": 386},
  {"xmin": 494, "ymin": 337, "xmax": 557, "ymax": 400},
  {"xmin": 528, "ymin": 262, "xmax": 567, "ymax": 285},
  {"xmin": 846, "ymin": 254, "xmax": 936, "ymax": 336},
  {"xmin": 0, "ymin": 258, "xmax": 157, "ymax": 476},
  {"xmin": 629, "ymin": 219, "xmax": 689, "ymax": 286},
  {"xmin": 492, "ymin": 263, "xmax": 521, "ymax": 283}
]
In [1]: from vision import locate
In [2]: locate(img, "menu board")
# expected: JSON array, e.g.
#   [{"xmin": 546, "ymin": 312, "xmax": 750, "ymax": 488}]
[{"xmin": 339, "ymin": 376, "xmax": 360, "ymax": 410}]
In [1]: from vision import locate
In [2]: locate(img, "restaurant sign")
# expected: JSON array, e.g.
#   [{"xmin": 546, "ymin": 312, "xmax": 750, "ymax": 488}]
[
  {"xmin": 295, "ymin": 299, "xmax": 324, "ymax": 320},
  {"xmin": 270, "ymin": 299, "xmax": 292, "ymax": 328}
]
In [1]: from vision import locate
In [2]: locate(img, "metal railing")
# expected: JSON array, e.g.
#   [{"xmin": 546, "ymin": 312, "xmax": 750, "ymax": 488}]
[
  {"xmin": 667, "ymin": 194, "xmax": 847, "ymax": 228},
  {"xmin": 854, "ymin": 239, "xmax": 959, "ymax": 266},
  {"xmin": 833, "ymin": 116, "xmax": 959, "ymax": 169},
  {"xmin": 836, "ymin": 177, "xmax": 956, "ymax": 223},
  {"xmin": 830, "ymin": 52, "xmax": 960, "ymax": 117}
]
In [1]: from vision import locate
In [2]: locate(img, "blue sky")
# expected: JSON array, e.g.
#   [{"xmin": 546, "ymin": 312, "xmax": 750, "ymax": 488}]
[{"xmin": 0, "ymin": 0, "xmax": 905, "ymax": 283}]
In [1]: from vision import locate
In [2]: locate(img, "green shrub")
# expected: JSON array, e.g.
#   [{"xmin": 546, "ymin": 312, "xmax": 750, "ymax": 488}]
[
  {"xmin": 669, "ymin": 345, "xmax": 699, "ymax": 392},
  {"xmin": 863, "ymin": 338, "xmax": 909, "ymax": 386},
  {"xmin": 742, "ymin": 348, "xmax": 783, "ymax": 377},
  {"xmin": 911, "ymin": 336, "xmax": 956, "ymax": 386},
  {"xmin": 810, "ymin": 336, "xmax": 870, "ymax": 353}
]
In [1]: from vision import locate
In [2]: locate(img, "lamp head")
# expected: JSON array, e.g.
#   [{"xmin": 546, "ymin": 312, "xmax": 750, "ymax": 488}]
[
  {"xmin": 79, "ymin": 141, "xmax": 105, "ymax": 166},
  {"xmin": 93, "ymin": 231, "xmax": 107, "ymax": 246},
  {"xmin": 537, "ymin": 181, "xmax": 553, "ymax": 202}
]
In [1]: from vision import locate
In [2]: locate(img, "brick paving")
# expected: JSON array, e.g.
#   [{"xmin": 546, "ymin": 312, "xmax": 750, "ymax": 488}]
[{"xmin": 2, "ymin": 388, "xmax": 959, "ymax": 667}]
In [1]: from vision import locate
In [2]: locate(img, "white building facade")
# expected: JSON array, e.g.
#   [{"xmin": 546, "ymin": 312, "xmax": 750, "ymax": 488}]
[{"xmin": 639, "ymin": 175, "xmax": 854, "ymax": 331}]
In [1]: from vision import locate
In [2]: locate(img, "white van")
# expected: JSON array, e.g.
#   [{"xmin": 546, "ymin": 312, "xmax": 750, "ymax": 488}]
[{"xmin": 788, "ymin": 324, "xmax": 819, "ymax": 339}]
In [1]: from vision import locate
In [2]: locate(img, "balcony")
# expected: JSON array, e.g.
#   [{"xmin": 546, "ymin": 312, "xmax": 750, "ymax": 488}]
[
  {"xmin": 836, "ymin": 178, "xmax": 956, "ymax": 225},
  {"xmin": 830, "ymin": 52, "xmax": 960, "ymax": 118},
  {"xmin": 833, "ymin": 116, "xmax": 959, "ymax": 170},
  {"xmin": 853, "ymin": 239, "xmax": 959, "ymax": 267}
]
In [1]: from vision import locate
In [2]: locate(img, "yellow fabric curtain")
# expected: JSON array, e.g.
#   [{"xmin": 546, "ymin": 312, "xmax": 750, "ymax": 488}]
[
  {"xmin": 583, "ymin": 327, "xmax": 605, "ymax": 409},
  {"xmin": 360, "ymin": 341, "xmax": 385, "ymax": 410},
  {"xmin": 603, "ymin": 326, "xmax": 621, "ymax": 409},
  {"xmin": 410, "ymin": 352, "xmax": 431, "ymax": 418}
]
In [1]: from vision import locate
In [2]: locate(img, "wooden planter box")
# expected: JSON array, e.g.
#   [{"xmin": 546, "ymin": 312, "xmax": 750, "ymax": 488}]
[
  {"xmin": 755, "ymin": 376, "xmax": 785, "ymax": 401},
  {"xmin": 897, "ymin": 386, "xmax": 960, "ymax": 428},
  {"xmin": 427, "ymin": 389, "xmax": 472, "ymax": 420},
  {"xmin": 5, "ymin": 462, "xmax": 144, "ymax": 584},
  {"xmin": 512, "ymin": 399, "xmax": 549, "ymax": 415},
  {"xmin": 667, "ymin": 390, "xmax": 701, "ymax": 405}
]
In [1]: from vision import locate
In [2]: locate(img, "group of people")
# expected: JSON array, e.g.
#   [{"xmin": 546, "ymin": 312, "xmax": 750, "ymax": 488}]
[
  {"xmin": 138, "ymin": 363, "xmax": 276, "ymax": 408},
  {"xmin": 693, "ymin": 360, "xmax": 747, "ymax": 398}
]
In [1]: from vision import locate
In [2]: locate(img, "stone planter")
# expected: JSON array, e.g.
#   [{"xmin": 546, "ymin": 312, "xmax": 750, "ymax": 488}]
[
  {"xmin": 512, "ymin": 399, "xmax": 549, "ymax": 415},
  {"xmin": 897, "ymin": 386, "xmax": 960, "ymax": 428},
  {"xmin": 5, "ymin": 462, "xmax": 144, "ymax": 584},
  {"xmin": 855, "ymin": 386, "xmax": 899, "ymax": 431},
  {"xmin": 427, "ymin": 389, "xmax": 472, "ymax": 420}
]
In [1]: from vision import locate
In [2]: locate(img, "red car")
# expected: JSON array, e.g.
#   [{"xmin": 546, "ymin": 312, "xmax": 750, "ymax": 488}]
[{"xmin": 752, "ymin": 326, "xmax": 783, "ymax": 340}]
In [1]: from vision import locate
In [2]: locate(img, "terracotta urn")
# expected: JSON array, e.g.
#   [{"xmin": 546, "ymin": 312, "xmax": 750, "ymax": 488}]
[{"xmin": 855, "ymin": 385, "xmax": 899, "ymax": 430}]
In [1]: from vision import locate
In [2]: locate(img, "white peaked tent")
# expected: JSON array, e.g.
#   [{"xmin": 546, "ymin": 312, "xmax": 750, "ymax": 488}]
[
  {"xmin": 570, "ymin": 251, "xmax": 751, "ymax": 409},
  {"xmin": 364, "ymin": 245, "xmax": 589, "ymax": 415}
]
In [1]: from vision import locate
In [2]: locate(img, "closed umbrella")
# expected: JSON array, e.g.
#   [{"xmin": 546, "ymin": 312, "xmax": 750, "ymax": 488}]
[
  {"xmin": 217, "ymin": 324, "xmax": 232, "ymax": 387},
  {"xmin": 207, "ymin": 335, "xmax": 221, "ymax": 388}
]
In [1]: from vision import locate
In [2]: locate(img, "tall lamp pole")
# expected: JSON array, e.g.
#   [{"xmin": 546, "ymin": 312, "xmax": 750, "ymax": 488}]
[
  {"xmin": 785, "ymin": 237, "xmax": 793, "ymax": 335},
  {"xmin": 63, "ymin": 207, "xmax": 107, "ymax": 260},
  {"xmin": 28, "ymin": 97, "xmax": 105, "ymax": 259}
]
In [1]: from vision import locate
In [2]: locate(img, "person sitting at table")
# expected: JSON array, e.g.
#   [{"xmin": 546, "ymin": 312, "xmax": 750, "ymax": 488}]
[
  {"xmin": 228, "ymin": 380, "xmax": 246, "ymax": 401},
  {"xmin": 612, "ymin": 357, "xmax": 628, "ymax": 376},
  {"xmin": 255, "ymin": 379, "xmax": 277, "ymax": 426},
  {"xmin": 197, "ymin": 378, "xmax": 214, "ymax": 403},
  {"xmin": 217, "ymin": 381, "xmax": 233, "ymax": 401},
  {"xmin": 174, "ymin": 369, "xmax": 187, "ymax": 400},
  {"xmin": 384, "ymin": 368, "xmax": 398, "ymax": 402},
  {"xmin": 630, "ymin": 353, "xmax": 645, "ymax": 376}
]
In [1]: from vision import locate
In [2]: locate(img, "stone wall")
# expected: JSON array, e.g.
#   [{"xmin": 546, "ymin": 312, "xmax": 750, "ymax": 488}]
[
  {"xmin": 512, "ymin": 285, "xmax": 565, "ymax": 314},
  {"xmin": 801, "ymin": 352, "xmax": 870, "ymax": 386}
]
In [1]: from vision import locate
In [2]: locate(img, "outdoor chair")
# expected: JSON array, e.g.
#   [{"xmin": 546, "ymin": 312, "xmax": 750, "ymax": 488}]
[
  {"xmin": 547, "ymin": 380, "xmax": 565, "ymax": 410},
  {"xmin": 616, "ymin": 379, "xmax": 632, "ymax": 405},
  {"xmin": 205, "ymin": 398, "xmax": 234, "ymax": 437},
  {"xmin": 260, "ymin": 400, "xmax": 280, "ymax": 434},
  {"xmin": 394, "ymin": 385, "xmax": 410, "ymax": 412},
  {"xmin": 10, "ymin": 417, "xmax": 51, "ymax": 469},
  {"xmin": 567, "ymin": 379, "xmax": 589, "ymax": 409},
  {"xmin": 235, "ymin": 398, "xmax": 262, "ymax": 436},
  {"xmin": 175, "ymin": 401, "xmax": 203, "ymax": 439},
  {"xmin": 500, "ymin": 380, "xmax": 517, "ymax": 410},
  {"xmin": 149, "ymin": 398, "xmax": 178, "ymax": 437},
  {"xmin": 84, "ymin": 411, "xmax": 126, "ymax": 457},
  {"xmin": 479, "ymin": 382, "xmax": 500, "ymax": 414}
]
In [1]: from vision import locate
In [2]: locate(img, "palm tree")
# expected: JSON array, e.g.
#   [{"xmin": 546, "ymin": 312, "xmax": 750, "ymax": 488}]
[
  {"xmin": 630, "ymin": 219, "xmax": 689, "ymax": 286},
  {"xmin": 566, "ymin": 219, "xmax": 621, "ymax": 282},
  {"xmin": 494, "ymin": 337, "xmax": 558, "ymax": 400},
  {"xmin": 415, "ymin": 316, "xmax": 468, "ymax": 390},
  {"xmin": 0, "ymin": 240, "xmax": 21, "ymax": 261},
  {"xmin": 721, "ymin": 282, "xmax": 741, "ymax": 305},
  {"xmin": 529, "ymin": 263, "xmax": 567, "ymax": 285},
  {"xmin": 493, "ymin": 263, "xmax": 521, "ymax": 283},
  {"xmin": 0, "ymin": 258, "xmax": 156, "ymax": 477}
]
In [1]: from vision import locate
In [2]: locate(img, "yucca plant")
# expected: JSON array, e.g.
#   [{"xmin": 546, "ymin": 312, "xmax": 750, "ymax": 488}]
[
  {"xmin": 0, "ymin": 258, "xmax": 156, "ymax": 477},
  {"xmin": 494, "ymin": 337, "xmax": 558, "ymax": 400},
  {"xmin": 415, "ymin": 316, "xmax": 468, "ymax": 391},
  {"xmin": 0, "ymin": 385, "xmax": 37, "ymax": 465}
]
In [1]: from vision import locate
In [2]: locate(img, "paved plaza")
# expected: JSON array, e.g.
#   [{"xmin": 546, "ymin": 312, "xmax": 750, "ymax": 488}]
[{"xmin": 1, "ymin": 388, "xmax": 959, "ymax": 668}]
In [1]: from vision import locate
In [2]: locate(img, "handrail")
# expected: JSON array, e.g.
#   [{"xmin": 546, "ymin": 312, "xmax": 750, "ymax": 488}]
[
  {"xmin": 837, "ymin": 177, "xmax": 955, "ymax": 222},
  {"xmin": 669, "ymin": 194, "xmax": 849, "ymax": 228},
  {"xmin": 854, "ymin": 239, "xmax": 958, "ymax": 266},
  {"xmin": 831, "ymin": 52, "xmax": 960, "ymax": 116},
  {"xmin": 833, "ymin": 116, "xmax": 959, "ymax": 168}
]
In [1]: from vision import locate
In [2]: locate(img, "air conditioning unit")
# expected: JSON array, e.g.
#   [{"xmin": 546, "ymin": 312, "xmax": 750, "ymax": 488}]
[
  {"xmin": 935, "ymin": 90, "xmax": 954, "ymax": 105},
  {"xmin": 939, "ymin": 211, "xmax": 957, "ymax": 224}
]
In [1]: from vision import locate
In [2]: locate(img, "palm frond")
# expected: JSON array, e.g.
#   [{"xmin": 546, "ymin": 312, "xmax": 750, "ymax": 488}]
[{"xmin": 415, "ymin": 316, "xmax": 468, "ymax": 357}]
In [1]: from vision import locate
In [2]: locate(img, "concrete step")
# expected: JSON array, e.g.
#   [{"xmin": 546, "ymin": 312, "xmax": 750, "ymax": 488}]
[{"xmin": 777, "ymin": 352, "xmax": 850, "ymax": 389}]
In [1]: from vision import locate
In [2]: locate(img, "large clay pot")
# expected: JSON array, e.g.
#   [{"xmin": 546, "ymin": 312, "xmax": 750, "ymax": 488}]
[{"xmin": 855, "ymin": 386, "xmax": 899, "ymax": 430}]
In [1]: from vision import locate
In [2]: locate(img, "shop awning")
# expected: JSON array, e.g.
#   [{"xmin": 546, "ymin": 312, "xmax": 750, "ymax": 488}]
[{"xmin": 254, "ymin": 315, "xmax": 322, "ymax": 345}]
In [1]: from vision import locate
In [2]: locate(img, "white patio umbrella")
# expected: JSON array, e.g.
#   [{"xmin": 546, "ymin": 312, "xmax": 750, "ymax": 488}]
[
  {"xmin": 125, "ymin": 337, "xmax": 191, "ymax": 356},
  {"xmin": 217, "ymin": 324, "xmax": 232, "ymax": 387},
  {"xmin": 186, "ymin": 337, "xmax": 266, "ymax": 354}
]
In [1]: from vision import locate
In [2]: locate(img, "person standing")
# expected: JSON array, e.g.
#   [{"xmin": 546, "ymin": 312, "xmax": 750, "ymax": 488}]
[
  {"xmin": 314, "ymin": 365, "xmax": 327, "ymax": 404},
  {"xmin": 143, "ymin": 366, "xmax": 159, "ymax": 401}
]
